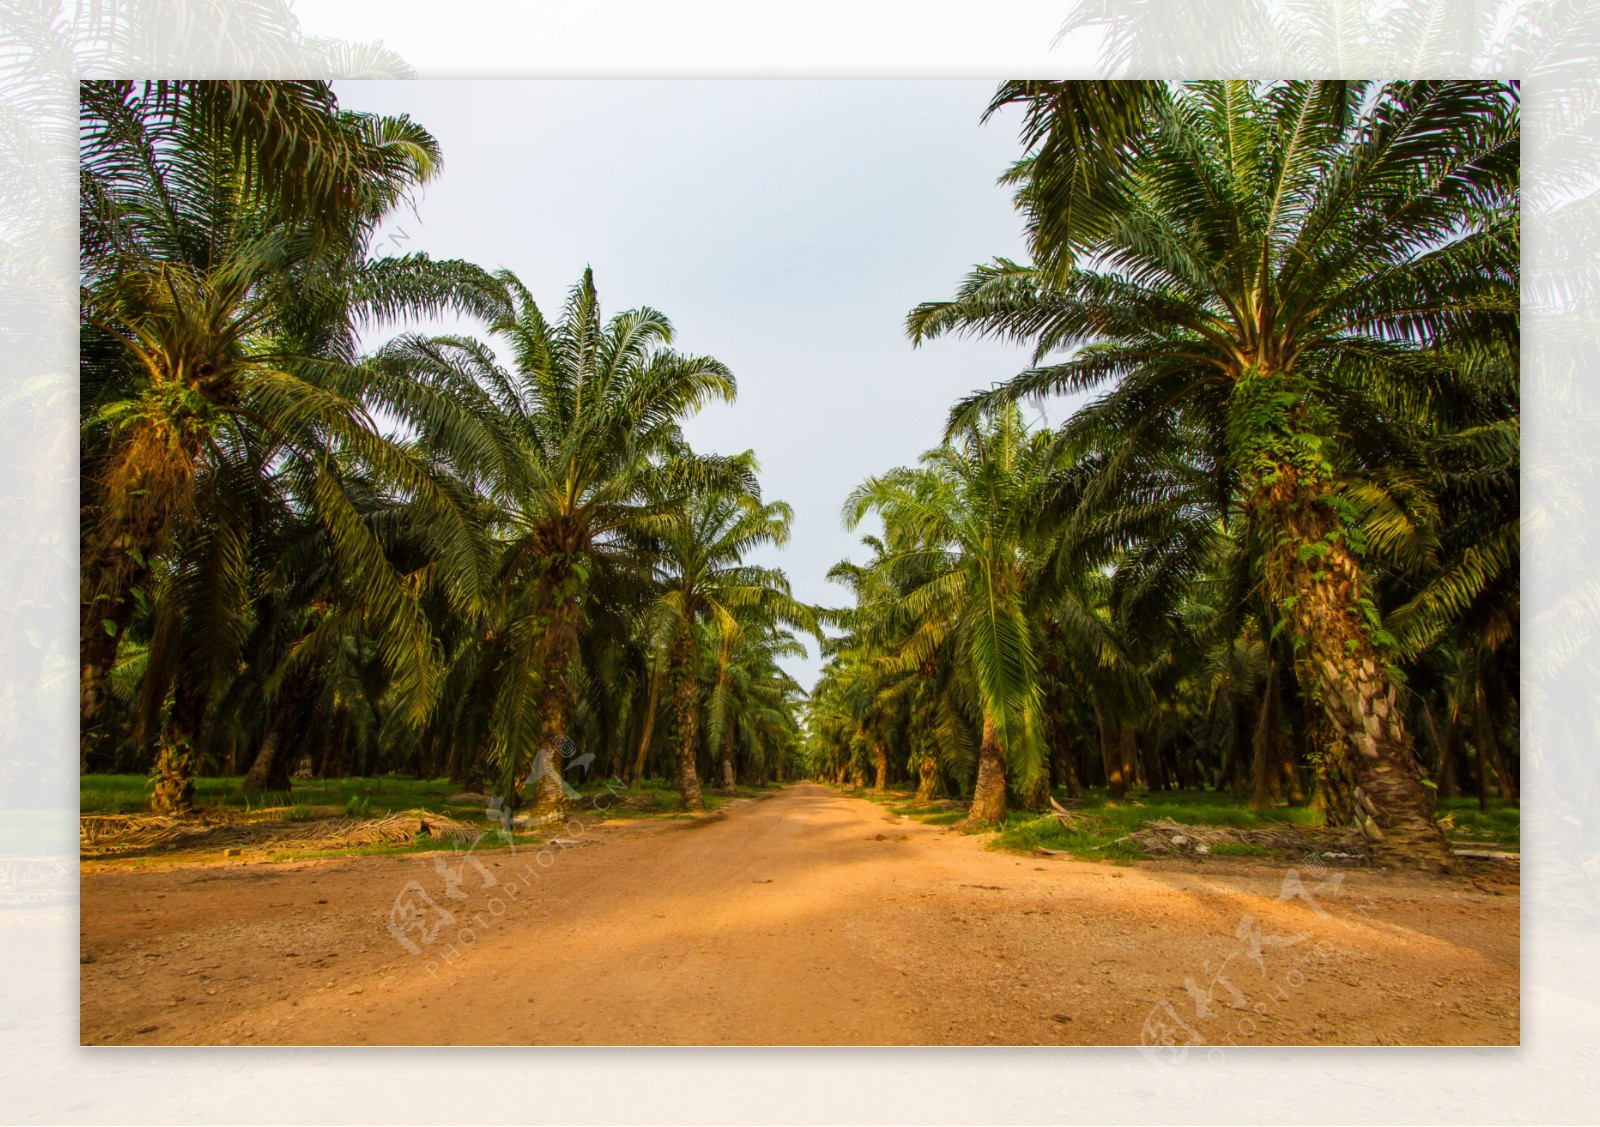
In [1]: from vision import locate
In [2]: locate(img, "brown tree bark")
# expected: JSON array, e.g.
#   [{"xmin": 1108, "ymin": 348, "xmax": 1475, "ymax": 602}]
[
  {"xmin": 1418, "ymin": 699, "xmax": 1458, "ymax": 800},
  {"xmin": 872, "ymin": 740, "xmax": 888, "ymax": 792},
  {"xmin": 1251, "ymin": 663, "xmax": 1291, "ymax": 809},
  {"xmin": 242, "ymin": 694, "xmax": 296, "ymax": 794},
  {"xmin": 241, "ymin": 724, "xmax": 283, "ymax": 794},
  {"xmin": 1097, "ymin": 709, "xmax": 1129, "ymax": 798},
  {"xmin": 79, "ymin": 619, "xmax": 121, "ymax": 775},
  {"xmin": 965, "ymin": 712, "xmax": 1007, "ymax": 828},
  {"xmin": 628, "ymin": 666, "xmax": 663, "ymax": 787},
  {"xmin": 1261, "ymin": 468, "xmax": 1452, "ymax": 870},
  {"xmin": 150, "ymin": 731, "xmax": 196, "ymax": 813},
  {"xmin": 718, "ymin": 727, "xmax": 737, "ymax": 794},
  {"xmin": 1021, "ymin": 768, "xmax": 1051, "ymax": 812},
  {"xmin": 530, "ymin": 599, "xmax": 580, "ymax": 813},
  {"xmin": 915, "ymin": 754, "xmax": 939, "ymax": 802},
  {"xmin": 317, "ymin": 710, "xmax": 346, "ymax": 780},
  {"xmin": 80, "ymin": 449, "xmax": 189, "ymax": 774},
  {"xmin": 1473, "ymin": 685, "xmax": 1517, "ymax": 807},
  {"xmin": 670, "ymin": 628, "xmax": 705, "ymax": 812}
]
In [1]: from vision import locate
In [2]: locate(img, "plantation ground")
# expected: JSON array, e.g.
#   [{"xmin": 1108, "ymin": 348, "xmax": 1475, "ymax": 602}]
[{"xmin": 78, "ymin": 782, "xmax": 1518, "ymax": 1046}]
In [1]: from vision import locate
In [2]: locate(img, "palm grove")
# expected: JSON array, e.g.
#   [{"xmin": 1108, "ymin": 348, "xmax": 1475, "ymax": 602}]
[
  {"xmin": 806, "ymin": 81, "xmax": 1517, "ymax": 871},
  {"xmin": 79, "ymin": 80, "xmax": 815, "ymax": 815},
  {"xmin": 80, "ymin": 80, "xmax": 1517, "ymax": 872}
]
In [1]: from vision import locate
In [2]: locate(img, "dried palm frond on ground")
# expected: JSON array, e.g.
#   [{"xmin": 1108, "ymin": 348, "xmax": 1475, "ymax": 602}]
[
  {"xmin": 1117, "ymin": 817, "xmax": 1374, "ymax": 863},
  {"xmin": 80, "ymin": 809, "xmax": 487, "ymax": 858}
]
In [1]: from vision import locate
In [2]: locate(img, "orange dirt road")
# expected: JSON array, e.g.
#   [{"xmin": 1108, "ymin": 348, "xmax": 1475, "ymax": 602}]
[{"xmin": 79, "ymin": 782, "xmax": 1518, "ymax": 1046}]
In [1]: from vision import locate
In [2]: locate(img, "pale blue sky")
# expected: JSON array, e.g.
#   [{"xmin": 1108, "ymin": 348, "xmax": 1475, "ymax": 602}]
[{"xmin": 333, "ymin": 80, "xmax": 1059, "ymax": 688}]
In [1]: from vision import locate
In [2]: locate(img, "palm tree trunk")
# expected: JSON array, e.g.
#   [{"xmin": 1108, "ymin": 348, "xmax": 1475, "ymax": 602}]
[
  {"xmin": 718, "ymin": 727, "xmax": 737, "ymax": 794},
  {"xmin": 80, "ymin": 459, "xmax": 186, "ymax": 773},
  {"xmin": 1251, "ymin": 663, "xmax": 1288, "ymax": 809},
  {"xmin": 1474, "ymin": 684, "xmax": 1517, "ymax": 807},
  {"xmin": 80, "ymin": 552, "xmax": 158, "ymax": 771},
  {"xmin": 150, "ymin": 723, "xmax": 196, "ymax": 814},
  {"xmin": 1262, "ymin": 470, "xmax": 1452, "ymax": 870},
  {"xmin": 531, "ymin": 600, "xmax": 580, "ymax": 812},
  {"xmin": 628, "ymin": 666, "xmax": 663, "ymax": 788},
  {"xmin": 1096, "ymin": 708, "xmax": 1128, "ymax": 798},
  {"xmin": 243, "ymin": 688, "xmax": 298, "ymax": 794},
  {"xmin": 1139, "ymin": 731, "xmax": 1165, "ymax": 791},
  {"xmin": 79, "ymin": 619, "xmax": 121, "ymax": 775},
  {"xmin": 318, "ymin": 710, "xmax": 346, "ymax": 779},
  {"xmin": 915, "ymin": 754, "xmax": 939, "ymax": 802},
  {"xmin": 1021, "ymin": 768, "xmax": 1051, "ymax": 812},
  {"xmin": 1419, "ymin": 699, "xmax": 1458, "ymax": 801},
  {"xmin": 872, "ymin": 740, "xmax": 888, "ymax": 792},
  {"xmin": 1043, "ymin": 673, "xmax": 1085, "ymax": 799},
  {"xmin": 965, "ymin": 712, "xmax": 1006, "ymax": 827},
  {"xmin": 1057, "ymin": 746, "xmax": 1084, "ymax": 800},
  {"xmin": 241, "ymin": 718, "xmax": 288, "ymax": 794},
  {"xmin": 670, "ymin": 628, "xmax": 705, "ymax": 812}
]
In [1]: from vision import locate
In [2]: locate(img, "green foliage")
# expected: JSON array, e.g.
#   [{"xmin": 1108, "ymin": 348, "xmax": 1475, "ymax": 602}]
[
  {"xmin": 78, "ymin": 77, "xmax": 1517, "ymax": 851},
  {"xmin": 891, "ymin": 79, "xmax": 1518, "ymax": 834},
  {"xmin": 80, "ymin": 775, "xmax": 460, "ymax": 816}
]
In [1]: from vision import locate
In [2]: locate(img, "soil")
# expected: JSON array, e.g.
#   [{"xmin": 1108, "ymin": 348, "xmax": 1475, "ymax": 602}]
[{"xmin": 78, "ymin": 782, "xmax": 1518, "ymax": 1046}]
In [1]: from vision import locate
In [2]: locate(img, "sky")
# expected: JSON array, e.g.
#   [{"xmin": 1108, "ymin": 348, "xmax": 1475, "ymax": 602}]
[{"xmin": 332, "ymin": 80, "xmax": 1055, "ymax": 690}]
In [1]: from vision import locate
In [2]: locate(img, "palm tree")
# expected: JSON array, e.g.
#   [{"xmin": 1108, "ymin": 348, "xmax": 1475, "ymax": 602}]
[
  {"xmin": 375, "ymin": 268, "xmax": 738, "ymax": 810},
  {"xmin": 79, "ymin": 79, "xmax": 507, "ymax": 802},
  {"xmin": 649, "ymin": 459, "xmax": 818, "ymax": 811},
  {"xmin": 843, "ymin": 405, "xmax": 1057, "ymax": 827},
  {"xmin": 704, "ymin": 616, "xmax": 807, "ymax": 792},
  {"xmin": 910, "ymin": 80, "xmax": 1517, "ymax": 867}
]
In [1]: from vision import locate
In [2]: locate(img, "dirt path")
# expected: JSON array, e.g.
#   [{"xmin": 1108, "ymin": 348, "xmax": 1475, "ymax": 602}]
[{"xmin": 79, "ymin": 782, "xmax": 1518, "ymax": 1046}]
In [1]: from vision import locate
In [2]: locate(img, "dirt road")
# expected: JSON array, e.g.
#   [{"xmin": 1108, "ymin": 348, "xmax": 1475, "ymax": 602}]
[{"xmin": 79, "ymin": 782, "xmax": 1518, "ymax": 1045}]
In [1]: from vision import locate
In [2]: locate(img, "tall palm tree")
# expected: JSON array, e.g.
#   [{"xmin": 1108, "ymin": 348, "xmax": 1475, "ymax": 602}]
[
  {"xmin": 910, "ymin": 80, "xmax": 1517, "ymax": 867},
  {"xmin": 79, "ymin": 79, "xmax": 507, "ymax": 799},
  {"xmin": 704, "ymin": 616, "xmax": 807, "ymax": 792},
  {"xmin": 844, "ymin": 405, "xmax": 1057, "ymax": 827},
  {"xmin": 376, "ymin": 268, "xmax": 739, "ymax": 809},
  {"xmin": 649, "ymin": 460, "xmax": 818, "ymax": 811}
]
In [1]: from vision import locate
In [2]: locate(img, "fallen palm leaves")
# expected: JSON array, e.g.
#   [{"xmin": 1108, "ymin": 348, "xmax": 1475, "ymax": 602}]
[
  {"xmin": 1035, "ymin": 795, "xmax": 1376, "ymax": 863},
  {"xmin": 80, "ymin": 808, "xmax": 486, "ymax": 858},
  {"xmin": 1114, "ymin": 816, "xmax": 1372, "ymax": 862}
]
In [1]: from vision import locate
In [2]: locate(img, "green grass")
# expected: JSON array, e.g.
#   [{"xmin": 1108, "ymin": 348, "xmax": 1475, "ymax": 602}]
[
  {"xmin": 987, "ymin": 807, "xmax": 1149, "ymax": 862},
  {"xmin": 1208, "ymin": 841, "xmax": 1273, "ymax": 857},
  {"xmin": 1438, "ymin": 797, "xmax": 1520, "ymax": 847},
  {"xmin": 979, "ymin": 786, "xmax": 1519, "ymax": 862},
  {"xmin": 78, "ymin": 770, "xmax": 762, "ymax": 865},
  {"xmin": 987, "ymin": 789, "xmax": 1316, "ymax": 863},
  {"xmin": 288, "ymin": 831, "xmax": 551, "ymax": 861},
  {"xmin": 80, "ymin": 772, "xmax": 788, "ymax": 825},
  {"xmin": 80, "ymin": 774, "xmax": 468, "ymax": 817}
]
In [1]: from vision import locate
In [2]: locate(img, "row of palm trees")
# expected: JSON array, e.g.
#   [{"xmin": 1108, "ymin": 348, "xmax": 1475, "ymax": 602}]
[
  {"xmin": 79, "ymin": 80, "xmax": 814, "ymax": 814},
  {"xmin": 806, "ymin": 80, "xmax": 1519, "ymax": 871}
]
